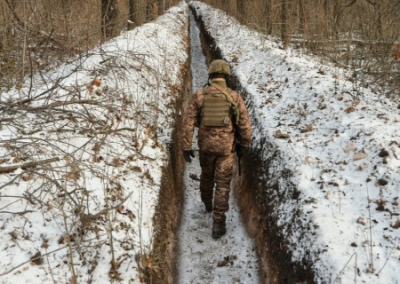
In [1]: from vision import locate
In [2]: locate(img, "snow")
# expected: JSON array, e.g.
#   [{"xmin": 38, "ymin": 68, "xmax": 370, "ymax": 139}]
[
  {"xmin": 190, "ymin": 1, "xmax": 400, "ymax": 283},
  {"xmin": 0, "ymin": 2, "xmax": 188, "ymax": 283},
  {"xmin": 176, "ymin": 12, "xmax": 259, "ymax": 284},
  {"xmin": 1, "ymin": 0, "xmax": 399, "ymax": 283}
]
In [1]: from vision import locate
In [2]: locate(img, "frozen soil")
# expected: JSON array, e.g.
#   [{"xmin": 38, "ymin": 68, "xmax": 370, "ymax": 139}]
[{"xmin": 176, "ymin": 12, "xmax": 260, "ymax": 284}]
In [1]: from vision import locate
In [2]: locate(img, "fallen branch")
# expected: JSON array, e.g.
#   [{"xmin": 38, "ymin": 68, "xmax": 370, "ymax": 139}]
[
  {"xmin": 0, "ymin": 245, "xmax": 68, "ymax": 276},
  {"xmin": 94, "ymin": 127, "xmax": 136, "ymax": 135},
  {"xmin": 0, "ymin": 157, "xmax": 60, "ymax": 173},
  {"xmin": 0, "ymin": 210, "xmax": 34, "ymax": 215},
  {"xmin": 24, "ymin": 100, "xmax": 99, "ymax": 112}
]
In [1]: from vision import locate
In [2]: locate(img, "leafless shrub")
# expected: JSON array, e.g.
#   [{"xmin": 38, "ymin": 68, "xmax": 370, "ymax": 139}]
[{"xmin": 202, "ymin": 0, "xmax": 400, "ymax": 98}]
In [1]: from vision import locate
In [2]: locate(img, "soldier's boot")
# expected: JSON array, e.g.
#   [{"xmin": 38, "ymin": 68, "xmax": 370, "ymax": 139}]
[
  {"xmin": 204, "ymin": 202, "xmax": 213, "ymax": 213},
  {"xmin": 212, "ymin": 221, "xmax": 226, "ymax": 239}
]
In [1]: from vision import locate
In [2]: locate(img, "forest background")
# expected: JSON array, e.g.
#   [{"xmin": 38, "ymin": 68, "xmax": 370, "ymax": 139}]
[{"xmin": 1, "ymin": 0, "xmax": 400, "ymax": 97}]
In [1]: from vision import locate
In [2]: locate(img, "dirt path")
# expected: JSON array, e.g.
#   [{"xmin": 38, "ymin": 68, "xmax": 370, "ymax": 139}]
[{"xmin": 176, "ymin": 12, "xmax": 260, "ymax": 284}]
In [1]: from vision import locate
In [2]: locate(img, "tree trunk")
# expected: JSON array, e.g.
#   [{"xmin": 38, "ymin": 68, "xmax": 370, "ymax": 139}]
[
  {"xmin": 266, "ymin": 0, "xmax": 273, "ymax": 35},
  {"xmin": 299, "ymin": 0, "xmax": 307, "ymax": 34},
  {"xmin": 128, "ymin": 0, "xmax": 147, "ymax": 29},
  {"xmin": 101, "ymin": 0, "xmax": 118, "ymax": 40},
  {"xmin": 281, "ymin": 0, "xmax": 290, "ymax": 48},
  {"xmin": 148, "ymin": 0, "xmax": 159, "ymax": 21},
  {"xmin": 333, "ymin": 0, "xmax": 341, "ymax": 40},
  {"xmin": 374, "ymin": 2, "xmax": 383, "ymax": 39},
  {"xmin": 159, "ymin": 0, "xmax": 166, "ymax": 14},
  {"xmin": 128, "ymin": 0, "xmax": 136, "ymax": 30},
  {"xmin": 237, "ymin": 0, "xmax": 244, "ymax": 21}
]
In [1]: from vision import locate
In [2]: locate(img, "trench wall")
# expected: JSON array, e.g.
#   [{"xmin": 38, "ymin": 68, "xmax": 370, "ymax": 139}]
[
  {"xmin": 145, "ymin": 27, "xmax": 192, "ymax": 284},
  {"xmin": 191, "ymin": 7, "xmax": 316, "ymax": 284}
]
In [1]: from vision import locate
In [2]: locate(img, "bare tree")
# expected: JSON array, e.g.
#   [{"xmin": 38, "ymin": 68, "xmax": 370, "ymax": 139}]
[
  {"xmin": 101, "ymin": 0, "xmax": 118, "ymax": 40},
  {"xmin": 299, "ymin": 0, "xmax": 307, "ymax": 35},
  {"xmin": 128, "ymin": 0, "xmax": 147, "ymax": 29},
  {"xmin": 281, "ymin": 0, "xmax": 290, "ymax": 48},
  {"xmin": 266, "ymin": 0, "xmax": 273, "ymax": 35},
  {"xmin": 128, "ymin": 0, "xmax": 136, "ymax": 30}
]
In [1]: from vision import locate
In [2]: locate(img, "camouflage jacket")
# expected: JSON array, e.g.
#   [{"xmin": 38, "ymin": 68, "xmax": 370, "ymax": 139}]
[{"xmin": 182, "ymin": 81, "xmax": 252, "ymax": 155}]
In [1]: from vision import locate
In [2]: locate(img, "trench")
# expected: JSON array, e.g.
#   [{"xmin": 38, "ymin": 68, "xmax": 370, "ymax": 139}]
[
  {"xmin": 189, "ymin": 6, "xmax": 316, "ymax": 284},
  {"xmin": 148, "ymin": 5, "xmax": 316, "ymax": 284},
  {"xmin": 175, "ymin": 11, "xmax": 260, "ymax": 284}
]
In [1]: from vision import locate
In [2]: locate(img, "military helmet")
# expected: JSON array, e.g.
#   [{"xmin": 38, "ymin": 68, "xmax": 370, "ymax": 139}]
[{"xmin": 208, "ymin": 59, "xmax": 231, "ymax": 76}]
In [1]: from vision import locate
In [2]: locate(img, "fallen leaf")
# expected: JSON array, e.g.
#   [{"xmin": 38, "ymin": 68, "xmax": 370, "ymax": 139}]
[
  {"xmin": 353, "ymin": 151, "xmax": 367, "ymax": 161},
  {"xmin": 344, "ymin": 142, "xmax": 356, "ymax": 153},
  {"xmin": 113, "ymin": 158, "xmax": 124, "ymax": 167},
  {"xmin": 356, "ymin": 216, "xmax": 367, "ymax": 225},
  {"xmin": 273, "ymin": 130, "xmax": 290, "ymax": 139},
  {"xmin": 93, "ymin": 78, "xmax": 101, "ymax": 87},
  {"xmin": 189, "ymin": 173, "xmax": 200, "ymax": 181},
  {"xmin": 300, "ymin": 125, "xmax": 313, "ymax": 133},
  {"xmin": 392, "ymin": 219, "xmax": 400, "ymax": 229},
  {"xmin": 22, "ymin": 174, "xmax": 31, "ymax": 181},
  {"xmin": 41, "ymin": 239, "xmax": 49, "ymax": 249},
  {"xmin": 305, "ymin": 156, "xmax": 315, "ymax": 164},
  {"xmin": 64, "ymin": 172, "xmax": 80, "ymax": 180},
  {"xmin": 30, "ymin": 251, "xmax": 43, "ymax": 265},
  {"xmin": 379, "ymin": 149, "xmax": 389, "ymax": 158}
]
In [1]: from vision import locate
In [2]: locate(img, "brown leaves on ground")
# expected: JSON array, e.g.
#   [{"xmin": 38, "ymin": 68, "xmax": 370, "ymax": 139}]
[
  {"xmin": 129, "ymin": 166, "xmax": 142, "ymax": 173},
  {"xmin": 88, "ymin": 78, "xmax": 103, "ymax": 96},
  {"xmin": 30, "ymin": 251, "xmax": 43, "ymax": 265},
  {"xmin": 392, "ymin": 219, "xmax": 400, "ymax": 229},
  {"xmin": 65, "ymin": 171, "xmax": 81, "ymax": 180},
  {"xmin": 300, "ymin": 124, "xmax": 313, "ymax": 133},
  {"xmin": 189, "ymin": 173, "xmax": 200, "ymax": 181},
  {"xmin": 112, "ymin": 158, "xmax": 125, "ymax": 167},
  {"xmin": 22, "ymin": 174, "xmax": 31, "ymax": 181},
  {"xmin": 41, "ymin": 239, "xmax": 49, "ymax": 249},
  {"xmin": 274, "ymin": 129, "xmax": 290, "ymax": 139}
]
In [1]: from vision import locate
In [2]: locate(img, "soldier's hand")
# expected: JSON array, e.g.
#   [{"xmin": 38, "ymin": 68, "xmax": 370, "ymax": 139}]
[{"xmin": 183, "ymin": 150, "xmax": 195, "ymax": 163}]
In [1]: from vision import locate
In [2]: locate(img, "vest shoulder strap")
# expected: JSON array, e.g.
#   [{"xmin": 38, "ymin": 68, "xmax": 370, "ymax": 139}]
[{"xmin": 210, "ymin": 83, "xmax": 237, "ymax": 108}]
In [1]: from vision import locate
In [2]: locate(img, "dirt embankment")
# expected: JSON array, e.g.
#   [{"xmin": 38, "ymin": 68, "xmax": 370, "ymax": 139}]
[
  {"xmin": 190, "ymin": 6, "xmax": 316, "ymax": 284},
  {"xmin": 144, "ymin": 34, "xmax": 192, "ymax": 284}
]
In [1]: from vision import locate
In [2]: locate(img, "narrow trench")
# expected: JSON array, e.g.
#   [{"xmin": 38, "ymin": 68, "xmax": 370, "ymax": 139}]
[
  {"xmin": 175, "ymin": 11, "xmax": 260, "ymax": 284},
  {"xmin": 185, "ymin": 7, "xmax": 316, "ymax": 284}
]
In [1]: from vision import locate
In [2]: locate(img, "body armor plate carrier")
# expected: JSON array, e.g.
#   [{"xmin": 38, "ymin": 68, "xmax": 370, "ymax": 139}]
[{"xmin": 201, "ymin": 87, "xmax": 232, "ymax": 127}]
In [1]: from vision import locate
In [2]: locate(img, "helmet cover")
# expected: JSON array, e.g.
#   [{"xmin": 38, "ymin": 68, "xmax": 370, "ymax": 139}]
[{"xmin": 208, "ymin": 59, "xmax": 231, "ymax": 76}]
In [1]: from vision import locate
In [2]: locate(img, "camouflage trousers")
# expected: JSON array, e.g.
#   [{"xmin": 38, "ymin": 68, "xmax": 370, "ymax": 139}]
[{"xmin": 199, "ymin": 151, "xmax": 235, "ymax": 223}]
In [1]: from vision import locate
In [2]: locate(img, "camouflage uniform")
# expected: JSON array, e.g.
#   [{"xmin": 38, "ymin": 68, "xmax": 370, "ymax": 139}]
[{"xmin": 182, "ymin": 80, "xmax": 252, "ymax": 225}]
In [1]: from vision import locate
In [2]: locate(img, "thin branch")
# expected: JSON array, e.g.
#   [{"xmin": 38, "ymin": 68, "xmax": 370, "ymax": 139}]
[
  {"xmin": 0, "ymin": 157, "xmax": 60, "ymax": 173},
  {"xmin": 0, "ymin": 210, "xmax": 34, "ymax": 215},
  {"xmin": 24, "ymin": 100, "xmax": 99, "ymax": 112}
]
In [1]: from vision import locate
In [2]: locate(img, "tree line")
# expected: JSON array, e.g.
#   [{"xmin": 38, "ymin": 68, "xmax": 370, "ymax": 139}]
[
  {"xmin": 203, "ymin": 0, "xmax": 400, "ymax": 97},
  {"xmin": 0, "ymin": 0, "xmax": 179, "ymax": 90},
  {"xmin": 1, "ymin": 0, "xmax": 399, "ymax": 97}
]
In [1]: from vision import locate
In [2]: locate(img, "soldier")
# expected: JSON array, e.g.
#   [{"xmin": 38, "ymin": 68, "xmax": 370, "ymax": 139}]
[{"xmin": 182, "ymin": 59, "xmax": 252, "ymax": 238}]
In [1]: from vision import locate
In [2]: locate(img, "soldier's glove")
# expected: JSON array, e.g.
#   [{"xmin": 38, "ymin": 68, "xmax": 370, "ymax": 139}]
[{"xmin": 183, "ymin": 150, "xmax": 195, "ymax": 163}]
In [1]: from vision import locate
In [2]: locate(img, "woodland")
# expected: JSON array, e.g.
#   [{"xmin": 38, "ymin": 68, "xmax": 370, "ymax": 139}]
[{"xmin": 1, "ymin": 0, "xmax": 400, "ymax": 96}]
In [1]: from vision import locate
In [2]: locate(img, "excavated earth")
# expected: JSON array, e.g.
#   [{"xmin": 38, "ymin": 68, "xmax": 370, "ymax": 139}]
[
  {"xmin": 148, "ymin": 7, "xmax": 315, "ymax": 284},
  {"xmin": 191, "ymin": 8, "xmax": 314, "ymax": 284}
]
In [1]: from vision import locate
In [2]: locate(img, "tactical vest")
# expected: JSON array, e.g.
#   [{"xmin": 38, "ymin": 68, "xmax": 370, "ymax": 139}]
[{"xmin": 201, "ymin": 86, "xmax": 232, "ymax": 127}]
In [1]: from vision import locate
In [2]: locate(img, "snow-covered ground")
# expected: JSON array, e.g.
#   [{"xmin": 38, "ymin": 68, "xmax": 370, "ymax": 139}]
[
  {"xmin": 0, "ymin": 3, "xmax": 188, "ymax": 283},
  {"xmin": 176, "ymin": 12, "xmax": 259, "ymax": 284},
  {"xmin": 190, "ymin": 1, "xmax": 400, "ymax": 283},
  {"xmin": 1, "ymin": 0, "xmax": 400, "ymax": 283}
]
